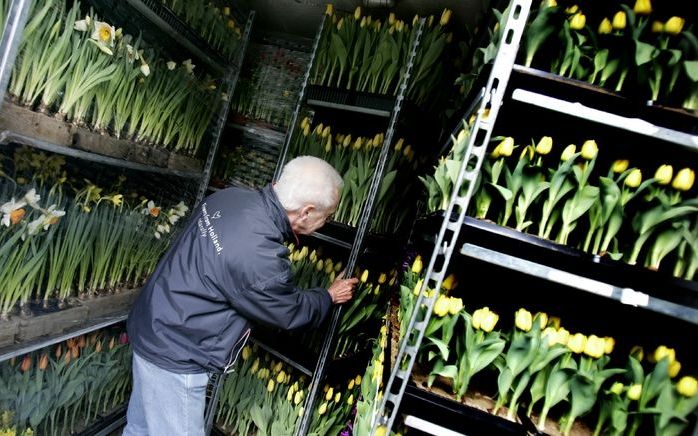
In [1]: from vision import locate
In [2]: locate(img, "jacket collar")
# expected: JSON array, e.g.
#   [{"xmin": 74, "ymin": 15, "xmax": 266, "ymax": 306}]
[{"xmin": 261, "ymin": 184, "xmax": 295, "ymax": 242}]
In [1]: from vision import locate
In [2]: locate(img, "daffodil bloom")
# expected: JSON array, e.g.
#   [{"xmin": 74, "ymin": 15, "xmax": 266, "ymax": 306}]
[
  {"xmin": 664, "ymin": 16, "xmax": 684, "ymax": 34},
  {"xmin": 569, "ymin": 12, "xmax": 586, "ymax": 30},
  {"xmin": 677, "ymin": 376, "xmax": 698, "ymax": 397},
  {"xmin": 612, "ymin": 11, "xmax": 626, "ymax": 30},
  {"xmin": 43, "ymin": 205, "xmax": 66, "ymax": 227},
  {"xmin": 561, "ymin": 144, "xmax": 576, "ymax": 161},
  {"xmin": 167, "ymin": 61, "xmax": 177, "ymax": 70},
  {"xmin": 91, "ymin": 21, "xmax": 115, "ymax": 47},
  {"xmin": 625, "ymin": 169, "xmax": 642, "ymax": 188},
  {"xmin": 24, "ymin": 189, "xmax": 40, "ymax": 207},
  {"xmin": 612, "ymin": 159, "xmax": 629, "ymax": 173},
  {"xmin": 183, "ymin": 59, "xmax": 196, "ymax": 74},
  {"xmin": 74, "ymin": 16, "xmax": 90, "ymax": 32},
  {"xmin": 567, "ymin": 333, "xmax": 587, "ymax": 353},
  {"xmin": 535, "ymin": 136, "xmax": 553, "ymax": 155},
  {"xmin": 654, "ymin": 165, "xmax": 673, "ymax": 185},
  {"xmin": 27, "ymin": 216, "xmax": 45, "ymax": 236},
  {"xmin": 1, "ymin": 198, "xmax": 27, "ymax": 227},
  {"xmin": 110, "ymin": 194, "xmax": 124, "ymax": 207},
  {"xmin": 598, "ymin": 18, "xmax": 612, "ymax": 34},
  {"xmin": 672, "ymin": 168, "xmax": 695, "ymax": 191},
  {"xmin": 515, "ymin": 308, "xmax": 533, "ymax": 331},
  {"xmin": 627, "ymin": 384, "xmax": 642, "ymax": 400}
]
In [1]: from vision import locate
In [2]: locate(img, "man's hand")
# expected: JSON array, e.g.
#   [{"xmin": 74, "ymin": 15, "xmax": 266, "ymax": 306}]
[{"xmin": 327, "ymin": 272, "xmax": 357, "ymax": 304}]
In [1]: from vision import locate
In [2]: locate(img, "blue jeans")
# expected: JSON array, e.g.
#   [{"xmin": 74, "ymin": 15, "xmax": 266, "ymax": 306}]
[{"xmin": 122, "ymin": 351, "xmax": 210, "ymax": 436}]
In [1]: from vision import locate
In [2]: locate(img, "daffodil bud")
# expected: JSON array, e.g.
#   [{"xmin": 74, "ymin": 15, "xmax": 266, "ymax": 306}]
[
  {"xmin": 664, "ymin": 16, "xmax": 684, "ymax": 34},
  {"xmin": 515, "ymin": 308, "xmax": 533, "ymax": 332},
  {"xmin": 672, "ymin": 168, "xmax": 695, "ymax": 191},
  {"xmin": 581, "ymin": 140, "xmax": 598, "ymax": 160},
  {"xmin": 612, "ymin": 159, "xmax": 629, "ymax": 173},
  {"xmin": 625, "ymin": 169, "xmax": 642, "ymax": 188},
  {"xmin": 480, "ymin": 309, "xmax": 499, "ymax": 332},
  {"xmin": 654, "ymin": 165, "xmax": 673, "ymax": 185},
  {"xmin": 561, "ymin": 144, "xmax": 576, "ymax": 161},
  {"xmin": 612, "ymin": 11, "xmax": 626, "ymax": 30},
  {"xmin": 633, "ymin": 0, "xmax": 652, "ymax": 15},
  {"xmin": 677, "ymin": 376, "xmax": 698, "ymax": 397},
  {"xmin": 598, "ymin": 18, "xmax": 612, "ymax": 34},
  {"xmin": 535, "ymin": 136, "xmax": 553, "ymax": 155},
  {"xmin": 627, "ymin": 384, "xmax": 642, "ymax": 400},
  {"xmin": 567, "ymin": 333, "xmax": 587, "ymax": 354},
  {"xmin": 604, "ymin": 337, "xmax": 615, "ymax": 354},
  {"xmin": 411, "ymin": 256, "xmax": 423, "ymax": 274},
  {"xmin": 651, "ymin": 21, "xmax": 664, "ymax": 33},
  {"xmin": 583, "ymin": 335, "xmax": 605, "ymax": 359},
  {"xmin": 434, "ymin": 295, "xmax": 450, "ymax": 317},
  {"xmin": 569, "ymin": 12, "xmax": 586, "ymax": 30},
  {"xmin": 610, "ymin": 382, "xmax": 625, "ymax": 395}
]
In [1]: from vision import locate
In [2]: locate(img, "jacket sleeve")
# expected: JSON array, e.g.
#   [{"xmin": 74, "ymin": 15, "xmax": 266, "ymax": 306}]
[{"xmin": 228, "ymin": 269, "xmax": 333, "ymax": 330}]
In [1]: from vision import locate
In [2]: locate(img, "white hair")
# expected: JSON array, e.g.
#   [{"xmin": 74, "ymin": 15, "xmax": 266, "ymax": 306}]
[{"xmin": 274, "ymin": 156, "xmax": 343, "ymax": 212}]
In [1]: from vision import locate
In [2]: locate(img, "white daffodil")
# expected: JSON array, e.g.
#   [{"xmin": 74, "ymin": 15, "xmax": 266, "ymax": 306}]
[
  {"xmin": 1, "ymin": 198, "xmax": 27, "ymax": 227},
  {"xmin": 154, "ymin": 230, "xmax": 161, "ymax": 239},
  {"xmin": 167, "ymin": 61, "xmax": 177, "ymax": 70},
  {"xmin": 126, "ymin": 44, "xmax": 136, "ymax": 63},
  {"xmin": 23, "ymin": 189, "xmax": 40, "ymax": 207},
  {"xmin": 174, "ymin": 201, "xmax": 189, "ymax": 215},
  {"xmin": 183, "ymin": 59, "xmax": 195, "ymax": 74},
  {"xmin": 142, "ymin": 200, "xmax": 160, "ymax": 217},
  {"xmin": 91, "ymin": 20, "xmax": 115, "ymax": 47},
  {"xmin": 43, "ymin": 205, "xmax": 66, "ymax": 228},
  {"xmin": 74, "ymin": 19, "xmax": 89, "ymax": 32},
  {"xmin": 168, "ymin": 212, "xmax": 180, "ymax": 225},
  {"xmin": 140, "ymin": 63, "xmax": 150, "ymax": 77},
  {"xmin": 27, "ymin": 216, "xmax": 45, "ymax": 235}
]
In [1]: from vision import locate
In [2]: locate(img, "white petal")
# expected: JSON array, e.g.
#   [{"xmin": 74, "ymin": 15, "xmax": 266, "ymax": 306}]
[
  {"xmin": 74, "ymin": 20, "xmax": 88, "ymax": 32},
  {"xmin": 140, "ymin": 63, "xmax": 150, "ymax": 77},
  {"xmin": 167, "ymin": 61, "xmax": 176, "ymax": 70},
  {"xmin": 2, "ymin": 214, "xmax": 10, "ymax": 227}
]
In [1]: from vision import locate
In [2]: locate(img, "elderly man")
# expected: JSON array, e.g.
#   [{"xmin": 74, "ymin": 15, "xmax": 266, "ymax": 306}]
[{"xmin": 124, "ymin": 156, "xmax": 357, "ymax": 435}]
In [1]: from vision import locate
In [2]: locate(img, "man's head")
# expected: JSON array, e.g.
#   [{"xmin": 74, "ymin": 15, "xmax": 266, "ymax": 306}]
[{"xmin": 274, "ymin": 156, "xmax": 343, "ymax": 235}]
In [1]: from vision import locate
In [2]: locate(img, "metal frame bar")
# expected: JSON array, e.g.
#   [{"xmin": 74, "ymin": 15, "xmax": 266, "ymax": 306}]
[
  {"xmin": 195, "ymin": 11, "xmax": 256, "ymax": 207},
  {"xmin": 294, "ymin": 17, "xmax": 426, "ymax": 436},
  {"xmin": 371, "ymin": 2, "xmax": 532, "ymax": 433},
  {"xmin": 250, "ymin": 336, "xmax": 313, "ymax": 376},
  {"xmin": 404, "ymin": 415, "xmax": 467, "ymax": 436},
  {"xmin": 0, "ymin": 0, "xmax": 31, "ymax": 106},
  {"xmin": 461, "ymin": 243, "xmax": 698, "ymax": 325}
]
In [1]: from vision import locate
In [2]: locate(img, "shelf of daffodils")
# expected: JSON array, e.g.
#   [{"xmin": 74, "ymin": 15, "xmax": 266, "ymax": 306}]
[
  {"xmin": 521, "ymin": 0, "xmax": 698, "ymax": 111},
  {"xmin": 3, "ymin": 0, "xmax": 225, "ymax": 158},
  {"xmin": 312, "ymin": 6, "xmax": 454, "ymax": 108},
  {"xmin": 421, "ymin": 123, "xmax": 697, "ymax": 281},
  {"xmin": 0, "ymin": 146, "xmax": 189, "ymax": 320},
  {"xmin": 0, "ymin": 328, "xmax": 132, "ymax": 435},
  {"xmin": 397, "ymin": 256, "xmax": 698, "ymax": 435},
  {"xmin": 289, "ymin": 117, "xmax": 423, "ymax": 235}
]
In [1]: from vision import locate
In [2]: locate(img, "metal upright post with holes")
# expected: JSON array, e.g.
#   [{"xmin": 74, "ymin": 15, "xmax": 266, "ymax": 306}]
[{"xmin": 370, "ymin": 1, "xmax": 532, "ymax": 433}]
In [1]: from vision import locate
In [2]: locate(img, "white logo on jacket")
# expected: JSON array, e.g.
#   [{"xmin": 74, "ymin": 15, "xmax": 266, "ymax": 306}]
[{"xmin": 198, "ymin": 203, "xmax": 224, "ymax": 255}]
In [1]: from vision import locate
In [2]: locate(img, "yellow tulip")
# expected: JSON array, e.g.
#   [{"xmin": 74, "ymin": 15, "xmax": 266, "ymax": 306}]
[
  {"xmin": 628, "ymin": 384, "xmax": 642, "ymax": 400},
  {"xmin": 472, "ymin": 308, "xmax": 485, "ymax": 330},
  {"xmin": 542, "ymin": 327, "xmax": 558, "ymax": 346},
  {"xmin": 612, "ymin": 159, "xmax": 629, "ymax": 173},
  {"xmin": 325, "ymin": 4, "xmax": 334, "ymax": 15},
  {"xmin": 604, "ymin": 337, "xmax": 615, "ymax": 354},
  {"xmin": 267, "ymin": 380, "xmax": 275, "ymax": 392},
  {"xmin": 561, "ymin": 144, "xmax": 576, "ymax": 161},
  {"xmin": 633, "ymin": 0, "xmax": 652, "ymax": 15},
  {"xmin": 520, "ymin": 145, "xmax": 535, "ymax": 161},
  {"xmin": 581, "ymin": 140, "xmax": 598, "ymax": 160},
  {"xmin": 325, "ymin": 387, "xmax": 334, "ymax": 401},
  {"xmin": 378, "ymin": 273, "xmax": 387, "ymax": 284},
  {"xmin": 347, "ymin": 394, "xmax": 354, "ymax": 405},
  {"xmin": 568, "ymin": 333, "xmax": 587, "ymax": 354},
  {"xmin": 569, "ymin": 12, "xmax": 586, "ymax": 30},
  {"xmin": 498, "ymin": 137, "xmax": 515, "ymax": 157},
  {"xmin": 318, "ymin": 402, "xmax": 328, "ymax": 415},
  {"xmin": 434, "ymin": 295, "xmax": 450, "ymax": 317},
  {"xmin": 413, "ymin": 279, "xmax": 424, "ymax": 296},
  {"xmin": 544, "ymin": 0, "xmax": 557, "ymax": 7},
  {"xmin": 298, "ymin": 406, "xmax": 304, "ymax": 417},
  {"xmin": 294, "ymin": 390, "xmax": 304, "ymax": 405},
  {"xmin": 242, "ymin": 346, "xmax": 251, "ymax": 361},
  {"xmin": 535, "ymin": 312, "xmax": 548, "ymax": 329},
  {"xmin": 651, "ymin": 21, "xmax": 664, "ymax": 33},
  {"xmin": 664, "ymin": 16, "xmax": 685, "ymax": 35},
  {"xmin": 612, "ymin": 11, "xmax": 626, "ymax": 30},
  {"xmin": 354, "ymin": 6, "xmax": 361, "ymax": 20},
  {"xmin": 668, "ymin": 360, "xmax": 681, "ymax": 378},
  {"xmin": 625, "ymin": 169, "xmax": 642, "ymax": 188},
  {"xmin": 677, "ymin": 376, "xmax": 698, "ymax": 397},
  {"xmin": 653, "ymin": 345, "xmax": 676, "ymax": 363},
  {"xmin": 610, "ymin": 382, "xmax": 624, "ymax": 395},
  {"xmin": 655, "ymin": 165, "xmax": 673, "ymax": 185},
  {"xmin": 598, "ymin": 18, "xmax": 612, "ymax": 34},
  {"xmin": 360, "ymin": 269, "xmax": 369, "ymax": 283},
  {"xmin": 412, "ymin": 256, "xmax": 423, "ymax": 274},
  {"xmin": 536, "ymin": 136, "xmax": 553, "ymax": 155},
  {"xmin": 515, "ymin": 308, "xmax": 533, "ymax": 332},
  {"xmin": 348, "ymin": 379, "xmax": 355, "ymax": 390},
  {"xmin": 375, "ymin": 426, "xmax": 388, "ymax": 436},
  {"xmin": 565, "ymin": 5, "xmax": 579, "ymax": 14},
  {"xmin": 630, "ymin": 345, "xmax": 644, "ymax": 361},
  {"xmin": 440, "ymin": 9, "xmax": 452, "ymax": 26},
  {"xmin": 549, "ymin": 316, "xmax": 561, "ymax": 329},
  {"xmin": 355, "ymin": 375, "xmax": 362, "ymax": 385},
  {"xmin": 448, "ymin": 297, "xmax": 463, "ymax": 315},
  {"xmin": 277, "ymin": 371, "xmax": 286, "ymax": 383},
  {"xmin": 583, "ymin": 335, "xmax": 605, "ymax": 359},
  {"xmin": 480, "ymin": 309, "xmax": 499, "ymax": 332},
  {"xmin": 672, "ymin": 168, "xmax": 695, "ymax": 191},
  {"xmin": 334, "ymin": 392, "xmax": 341, "ymax": 403}
]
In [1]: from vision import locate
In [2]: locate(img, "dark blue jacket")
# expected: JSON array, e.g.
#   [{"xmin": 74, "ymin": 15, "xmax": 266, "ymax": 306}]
[{"xmin": 127, "ymin": 185, "xmax": 332, "ymax": 373}]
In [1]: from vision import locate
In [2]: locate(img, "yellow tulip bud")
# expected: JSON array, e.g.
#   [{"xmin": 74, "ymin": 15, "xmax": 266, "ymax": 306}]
[
  {"xmin": 242, "ymin": 346, "xmax": 251, "ymax": 361},
  {"xmin": 583, "ymin": 335, "xmax": 605, "ymax": 359},
  {"xmin": 630, "ymin": 345, "xmax": 644, "ymax": 362},
  {"xmin": 375, "ymin": 425, "xmax": 388, "ymax": 436},
  {"xmin": 535, "ymin": 312, "xmax": 548, "ymax": 329},
  {"xmin": 316, "ymin": 260, "xmax": 324, "ymax": 272},
  {"xmin": 378, "ymin": 273, "xmax": 387, "ymax": 284},
  {"xmin": 677, "ymin": 376, "xmax": 698, "ymax": 397},
  {"xmin": 337, "ymin": 17, "xmax": 344, "ymax": 29},
  {"xmin": 625, "ymin": 169, "xmax": 642, "ymax": 188},
  {"xmin": 348, "ymin": 379, "xmax": 355, "ymax": 390},
  {"xmin": 520, "ymin": 145, "xmax": 535, "ymax": 161},
  {"xmin": 549, "ymin": 316, "xmax": 561, "ymax": 329},
  {"xmin": 612, "ymin": 11, "xmax": 626, "ymax": 30},
  {"xmin": 651, "ymin": 21, "xmax": 664, "ymax": 33},
  {"xmin": 497, "ymin": 137, "xmax": 515, "ymax": 157},
  {"xmin": 355, "ymin": 375, "xmax": 362, "ymax": 385},
  {"xmin": 441, "ymin": 274, "xmax": 457, "ymax": 291},
  {"xmin": 277, "ymin": 371, "xmax": 286, "ymax": 384},
  {"xmin": 303, "ymin": 124, "xmax": 310, "ymax": 137},
  {"xmin": 610, "ymin": 382, "xmax": 624, "ymax": 395},
  {"xmin": 581, "ymin": 140, "xmax": 598, "ymax": 160},
  {"xmin": 633, "ymin": 0, "xmax": 652, "ymax": 15},
  {"xmin": 569, "ymin": 12, "xmax": 586, "ymax": 30},
  {"xmin": 653, "ymin": 345, "xmax": 676, "ymax": 363},
  {"xmin": 654, "ymin": 165, "xmax": 673, "ymax": 185},
  {"xmin": 411, "ymin": 256, "xmax": 423, "ymax": 274},
  {"xmin": 440, "ymin": 9, "xmax": 452, "ymax": 26},
  {"xmin": 472, "ymin": 308, "xmax": 484, "ymax": 330},
  {"xmin": 535, "ymin": 136, "xmax": 553, "ymax": 155},
  {"xmin": 561, "ymin": 144, "xmax": 576, "ymax": 161},
  {"xmin": 343, "ymin": 135, "xmax": 352, "ymax": 148},
  {"xmin": 598, "ymin": 18, "xmax": 612, "ymax": 34},
  {"xmin": 668, "ymin": 360, "xmax": 681, "ymax": 378},
  {"xmin": 515, "ymin": 308, "xmax": 533, "ymax": 332},
  {"xmin": 298, "ymin": 406, "xmax": 304, "ymax": 417},
  {"xmin": 334, "ymin": 392, "xmax": 341, "ymax": 403},
  {"xmin": 567, "ymin": 333, "xmax": 587, "ymax": 354},
  {"xmin": 413, "ymin": 279, "xmax": 424, "ymax": 296},
  {"xmin": 354, "ymin": 6, "xmax": 361, "ymax": 20},
  {"xmin": 334, "ymin": 261, "xmax": 342, "ymax": 272},
  {"xmin": 325, "ymin": 4, "xmax": 334, "ymax": 16},
  {"xmin": 556, "ymin": 328, "xmax": 570, "ymax": 345},
  {"xmin": 361, "ymin": 269, "xmax": 369, "ymax": 283},
  {"xmin": 447, "ymin": 297, "xmax": 463, "ymax": 316},
  {"xmin": 628, "ymin": 384, "xmax": 642, "ymax": 400},
  {"xmin": 612, "ymin": 159, "xmax": 629, "ymax": 173},
  {"xmin": 480, "ymin": 309, "xmax": 499, "ymax": 332},
  {"xmin": 434, "ymin": 295, "xmax": 450, "ymax": 317},
  {"xmin": 325, "ymin": 387, "xmax": 334, "ymax": 401},
  {"xmin": 544, "ymin": 0, "xmax": 557, "ymax": 7},
  {"xmin": 267, "ymin": 380, "xmax": 275, "ymax": 392},
  {"xmin": 294, "ymin": 390, "xmax": 304, "ymax": 405},
  {"xmin": 542, "ymin": 327, "xmax": 558, "ymax": 346},
  {"xmin": 347, "ymin": 394, "xmax": 354, "ymax": 405},
  {"xmin": 664, "ymin": 16, "xmax": 684, "ymax": 35},
  {"xmin": 318, "ymin": 402, "xmax": 328, "ymax": 415},
  {"xmin": 604, "ymin": 337, "xmax": 615, "ymax": 354},
  {"xmin": 672, "ymin": 168, "xmax": 695, "ymax": 191}
]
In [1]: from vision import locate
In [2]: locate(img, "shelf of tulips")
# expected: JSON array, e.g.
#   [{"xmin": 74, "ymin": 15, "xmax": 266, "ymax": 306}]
[
  {"xmin": 383, "ymin": 254, "xmax": 698, "ymax": 435},
  {"xmin": 248, "ymin": 240, "xmax": 397, "ymax": 380},
  {"xmin": 0, "ymin": 145, "xmax": 190, "ymax": 357},
  {"xmin": 0, "ymin": 325, "xmax": 132, "ymax": 435},
  {"xmin": 0, "ymin": 0, "xmax": 246, "ymax": 179}
]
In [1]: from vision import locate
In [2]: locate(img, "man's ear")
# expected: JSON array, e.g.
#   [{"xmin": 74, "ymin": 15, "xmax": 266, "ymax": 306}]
[{"xmin": 299, "ymin": 204, "xmax": 315, "ymax": 219}]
